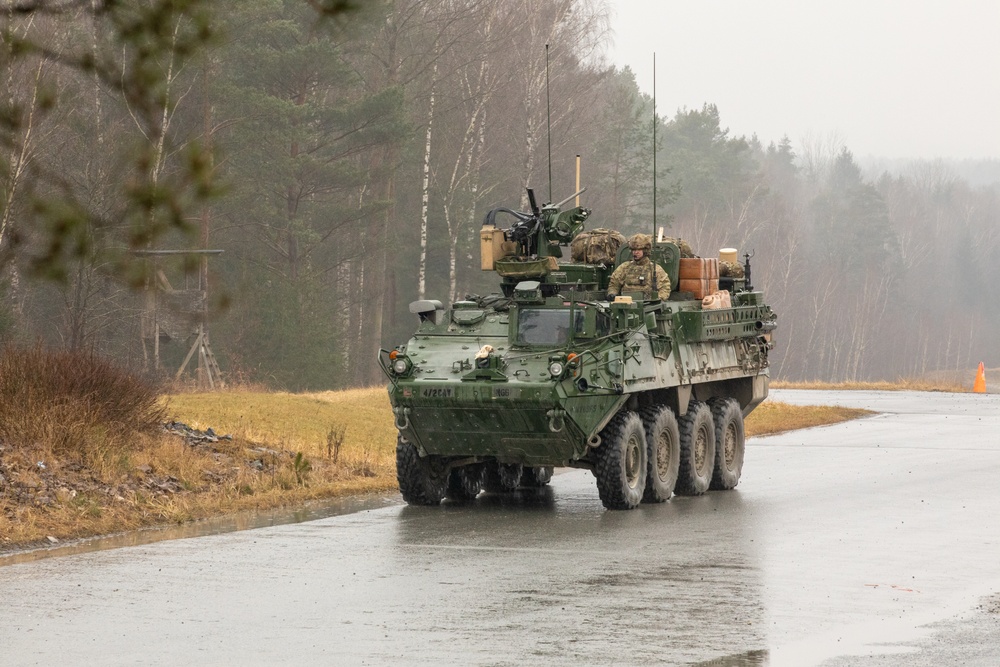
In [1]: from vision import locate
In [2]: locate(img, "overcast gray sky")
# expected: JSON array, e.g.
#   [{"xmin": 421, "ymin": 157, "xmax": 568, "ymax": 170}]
[{"xmin": 607, "ymin": 0, "xmax": 999, "ymax": 160}]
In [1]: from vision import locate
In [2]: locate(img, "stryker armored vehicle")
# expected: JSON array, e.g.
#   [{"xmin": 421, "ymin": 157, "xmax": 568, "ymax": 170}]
[{"xmin": 379, "ymin": 189, "xmax": 776, "ymax": 510}]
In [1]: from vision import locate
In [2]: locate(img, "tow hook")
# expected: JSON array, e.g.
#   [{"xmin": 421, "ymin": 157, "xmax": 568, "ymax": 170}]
[
  {"xmin": 393, "ymin": 406, "xmax": 411, "ymax": 431},
  {"xmin": 546, "ymin": 409, "xmax": 566, "ymax": 433}
]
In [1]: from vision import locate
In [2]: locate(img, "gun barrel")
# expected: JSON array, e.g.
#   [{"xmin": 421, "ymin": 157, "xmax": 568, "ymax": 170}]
[
  {"xmin": 755, "ymin": 320, "xmax": 777, "ymax": 333},
  {"xmin": 553, "ymin": 188, "xmax": 587, "ymax": 210}
]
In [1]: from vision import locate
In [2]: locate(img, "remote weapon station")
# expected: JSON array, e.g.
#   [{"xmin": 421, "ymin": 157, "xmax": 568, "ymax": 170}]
[{"xmin": 379, "ymin": 183, "xmax": 776, "ymax": 510}]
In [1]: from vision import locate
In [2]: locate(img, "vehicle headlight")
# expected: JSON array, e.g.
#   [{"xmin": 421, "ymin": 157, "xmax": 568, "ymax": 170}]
[
  {"xmin": 393, "ymin": 357, "xmax": 411, "ymax": 375},
  {"xmin": 548, "ymin": 361, "xmax": 564, "ymax": 377}
]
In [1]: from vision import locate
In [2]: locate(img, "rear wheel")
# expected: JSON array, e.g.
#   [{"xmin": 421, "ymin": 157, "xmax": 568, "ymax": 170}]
[
  {"xmin": 446, "ymin": 463, "xmax": 485, "ymax": 501},
  {"xmin": 675, "ymin": 401, "xmax": 716, "ymax": 496},
  {"xmin": 640, "ymin": 405, "xmax": 680, "ymax": 503},
  {"xmin": 521, "ymin": 466, "xmax": 554, "ymax": 488},
  {"xmin": 709, "ymin": 398, "xmax": 745, "ymax": 490},
  {"xmin": 483, "ymin": 462, "xmax": 522, "ymax": 493},
  {"xmin": 593, "ymin": 411, "xmax": 647, "ymax": 510},
  {"xmin": 396, "ymin": 435, "xmax": 447, "ymax": 506}
]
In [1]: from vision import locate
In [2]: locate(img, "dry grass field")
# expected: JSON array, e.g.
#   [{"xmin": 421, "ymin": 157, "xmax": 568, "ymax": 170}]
[
  {"xmin": 771, "ymin": 378, "xmax": 969, "ymax": 392},
  {"xmin": 1, "ymin": 345, "xmax": 877, "ymax": 551},
  {"xmin": 746, "ymin": 401, "xmax": 871, "ymax": 436}
]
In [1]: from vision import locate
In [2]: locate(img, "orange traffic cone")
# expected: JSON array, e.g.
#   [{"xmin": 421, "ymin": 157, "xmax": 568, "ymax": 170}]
[{"xmin": 973, "ymin": 362, "xmax": 987, "ymax": 393}]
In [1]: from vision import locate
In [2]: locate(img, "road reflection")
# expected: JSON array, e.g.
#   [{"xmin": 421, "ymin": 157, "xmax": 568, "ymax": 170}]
[
  {"xmin": 692, "ymin": 649, "xmax": 771, "ymax": 666},
  {"xmin": 392, "ymin": 477, "xmax": 769, "ymax": 665}
]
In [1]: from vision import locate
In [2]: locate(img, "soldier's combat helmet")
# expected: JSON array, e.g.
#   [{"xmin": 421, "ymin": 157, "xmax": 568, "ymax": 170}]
[{"xmin": 627, "ymin": 233, "xmax": 652, "ymax": 251}]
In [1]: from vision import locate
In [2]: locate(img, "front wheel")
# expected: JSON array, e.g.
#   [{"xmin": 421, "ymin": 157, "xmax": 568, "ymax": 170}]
[
  {"xmin": 483, "ymin": 462, "xmax": 522, "ymax": 493},
  {"xmin": 593, "ymin": 411, "xmax": 648, "ymax": 510},
  {"xmin": 709, "ymin": 398, "xmax": 745, "ymax": 490},
  {"xmin": 396, "ymin": 436, "xmax": 448, "ymax": 506},
  {"xmin": 521, "ymin": 466, "xmax": 554, "ymax": 488},
  {"xmin": 446, "ymin": 463, "xmax": 485, "ymax": 501},
  {"xmin": 675, "ymin": 401, "xmax": 716, "ymax": 496}
]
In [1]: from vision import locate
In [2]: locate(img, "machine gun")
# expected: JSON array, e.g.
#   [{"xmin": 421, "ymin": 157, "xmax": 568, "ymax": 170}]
[{"xmin": 481, "ymin": 187, "xmax": 590, "ymax": 259}]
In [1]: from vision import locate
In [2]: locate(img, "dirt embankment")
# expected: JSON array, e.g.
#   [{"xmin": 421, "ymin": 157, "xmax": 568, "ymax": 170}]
[{"xmin": 1, "ymin": 384, "xmax": 398, "ymax": 553}]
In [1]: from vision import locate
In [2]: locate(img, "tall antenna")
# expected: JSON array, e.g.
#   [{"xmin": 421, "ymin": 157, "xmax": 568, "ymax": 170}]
[
  {"xmin": 652, "ymin": 53, "xmax": 657, "ymax": 240},
  {"xmin": 651, "ymin": 53, "xmax": 660, "ymax": 300},
  {"xmin": 546, "ymin": 43, "xmax": 553, "ymax": 204}
]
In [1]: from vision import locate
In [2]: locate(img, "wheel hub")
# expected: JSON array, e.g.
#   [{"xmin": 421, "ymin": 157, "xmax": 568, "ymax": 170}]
[
  {"xmin": 656, "ymin": 432, "xmax": 671, "ymax": 480},
  {"xmin": 625, "ymin": 433, "xmax": 642, "ymax": 489},
  {"xmin": 695, "ymin": 425, "xmax": 709, "ymax": 474},
  {"xmin": 724, "ymin": 423, "xmax": 737, "ymax": 465}
]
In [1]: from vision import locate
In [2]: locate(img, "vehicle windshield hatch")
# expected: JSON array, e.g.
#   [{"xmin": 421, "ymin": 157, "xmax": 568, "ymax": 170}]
[{"xmin": 516, "ymin": 308, "xmax": 585, "ymax": 346}]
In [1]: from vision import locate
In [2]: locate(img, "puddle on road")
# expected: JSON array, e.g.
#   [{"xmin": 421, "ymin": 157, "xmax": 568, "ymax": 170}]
[
  {"xmin": 690, "ymin": 650, "xmax": 770, "ymax": 666},
  {"xmin": 0, "ymin": 492, "xmax": 400, "ymax": 567}
]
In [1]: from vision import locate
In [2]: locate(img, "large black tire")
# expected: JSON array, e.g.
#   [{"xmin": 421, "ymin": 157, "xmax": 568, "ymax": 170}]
[
  {"xmin": 396, "ymin": 435, "xmax": 448, "ymax": 506},
  {"xmin": 521, "ymin": 466, "xmax": 554, "ymax": 488},
  {"xmin": 709, "ymin": 398, "xmax": 745, "ymax": 490},
  {"xmin": 593, "ymin": 411, "xmax": 647, "ymax": 510},
  {"xmin": 483, "ymin": 462, "xmax": 522, "ymax": 493},
  {"xmin": 675, "ymin": 401, "xmax": 716, "ymax": 496},
  {"xmin": 640, "ymin": 405, "xmax": 680, "ymax": 503},
  {"xmin": 445, "ymin": 463, "xmax": 484, "ymax": 501}
]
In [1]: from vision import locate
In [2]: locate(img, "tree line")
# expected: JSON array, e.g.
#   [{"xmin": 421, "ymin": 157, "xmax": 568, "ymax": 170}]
[{"xmin": 2, "ymin": 0, "xmax": 998, "ymax": 389}]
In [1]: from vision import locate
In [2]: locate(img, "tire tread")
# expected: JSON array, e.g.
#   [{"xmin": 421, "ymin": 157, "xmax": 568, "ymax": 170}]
[
  {"xmin": 396, "ymin": 436, "xmax": 446, "ymax": 505},
  {"xmin": 675, "ymin": 401, "xmax": 716, "ymax": 496},
  {"xmin": 593, "ymin": 411, "xmax": 647, "ymax": 510},
  {"xmin": 708, "ymin": 397, "xmax": 745, "ymax": 490},
  {"xmin": 640, "ymin": 405, "xmax": 680, "ymax": 503}
]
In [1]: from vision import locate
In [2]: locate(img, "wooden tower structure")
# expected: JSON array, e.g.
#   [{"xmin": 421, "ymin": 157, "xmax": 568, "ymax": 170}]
[{"xmin": 136, "ymin": 249, "xmax": 225, "ymax": 389}]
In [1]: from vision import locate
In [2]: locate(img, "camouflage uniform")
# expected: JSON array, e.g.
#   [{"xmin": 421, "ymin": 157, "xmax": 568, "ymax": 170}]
[{"xmin": 608, "ymin": 256, "xmax": 670, "ymax": 300}]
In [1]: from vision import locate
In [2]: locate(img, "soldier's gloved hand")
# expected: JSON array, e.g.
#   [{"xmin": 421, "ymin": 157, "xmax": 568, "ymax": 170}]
[{"xmin": 606, "ymin": 292, "xmax": 615, "ymax": 302}]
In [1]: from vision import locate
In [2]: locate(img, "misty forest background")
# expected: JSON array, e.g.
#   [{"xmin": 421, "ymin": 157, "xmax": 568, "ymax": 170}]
[{"xmin": 2, "ymin": 0, "xmax": 998, "ymax": 390}]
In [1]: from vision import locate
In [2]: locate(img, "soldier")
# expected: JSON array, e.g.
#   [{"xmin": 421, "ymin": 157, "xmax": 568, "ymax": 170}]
[{"xmin": 606, "ymin": 233, "xmax": 670, "ymax": 300}]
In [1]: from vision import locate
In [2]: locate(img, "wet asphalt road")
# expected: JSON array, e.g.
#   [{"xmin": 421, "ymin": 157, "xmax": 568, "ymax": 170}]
[{"xmin": 2, "ymin": 389, "xmax": 999, "ymax": 666}]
